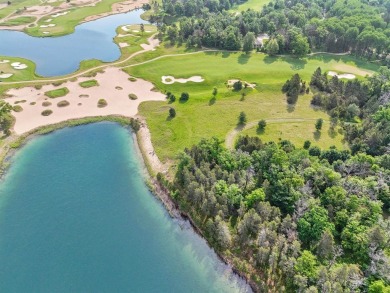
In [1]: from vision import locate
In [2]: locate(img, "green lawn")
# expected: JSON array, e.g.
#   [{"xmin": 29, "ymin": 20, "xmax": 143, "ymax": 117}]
[
  {"xmin": 79, "ymin": 79, "xmax": 99, "ymax": 88},
  {"xmin": 0, "ymin": 15, "xmax": 35, "ymax": 26},
  {"xmin": 230, "ymin": 0, "xmax": 271, "ymax": 12},
  {"xmin": 44, "ymin": 87, "xmax": 69, "ymax": 98},
  {"xmin": 126, "ymin": 51, "xmax": 378, "ymax": 162}
]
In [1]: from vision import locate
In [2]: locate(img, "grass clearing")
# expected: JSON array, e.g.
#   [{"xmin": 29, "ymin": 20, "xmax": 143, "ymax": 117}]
[
  {"xmin": 79, "ymin": 79, "xmax": 99, "ymax": 88},
  {"xmin": 127, "ymin": 51, "xmax": 378, "ymax": 162},
  {"xmin": 0, "ymin": 16, "xmax": 36, "ymax": 26},
  {"xmin": 44, "ymin": 87, "xmax": 69, "ymax": 98},
  {"xmin": 230, "ymin": 0, "xmax": 271, "ymax": 12}
]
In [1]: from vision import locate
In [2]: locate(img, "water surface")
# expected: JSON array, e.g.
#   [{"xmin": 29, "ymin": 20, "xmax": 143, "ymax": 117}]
[
  {"xmin": 0, "ymin": 123, "xmax": 251, "ymax": 293},
  {"xmin": 0, "ymin": 9, "xmax": 147, "ymax": 76}
]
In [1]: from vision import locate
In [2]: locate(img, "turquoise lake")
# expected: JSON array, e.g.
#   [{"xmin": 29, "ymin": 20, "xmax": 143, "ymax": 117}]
[
  {"xmin": 0, "ymin": 9, "xmax": 147, "ymax": 77},
  {"xmin": 0, "ymin": 123, "xmax": 251, "ymax": 292}
]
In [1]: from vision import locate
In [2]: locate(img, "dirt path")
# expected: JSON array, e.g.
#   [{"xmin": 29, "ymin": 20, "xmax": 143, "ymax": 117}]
[{"xmin": 225, "ymin": 118, "xmax": 321, "ymax": 149}]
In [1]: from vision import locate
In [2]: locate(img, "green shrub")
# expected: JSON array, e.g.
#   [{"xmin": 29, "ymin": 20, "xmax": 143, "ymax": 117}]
[
  {"xmin": 98, "ymin": 99, "xmax": 107, "ymax": 108},
  {"xmin": 12, "ymin": 105, "xmax": 23, "ymax": 112},
  {"xmin": 57, "ymin": 100, "xmax": 70, "ymax": 107},
  {"xmin": 41, "ymin": 109, "xmax": 53, "ymax": 116},
  {"xmin": 128, "ymin": 77, "xmax": 137, "ymax": 82},
  {"xmin": 128, "ymin": 93, "xmax": 138, "ymax": 100},
  {"xmin": 42, "ymin": 101, "xmax": 52, "ymax": 107}
]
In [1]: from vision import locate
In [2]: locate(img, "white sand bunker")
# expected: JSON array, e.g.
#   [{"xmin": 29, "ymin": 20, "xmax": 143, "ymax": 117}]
[
  {"xmin": 162, "ymin": 75, "xmax": 204, "ymax": 84},
  {"xmin": 121, "ymin": 25, "xmax": 131, "ymax": 32},
  {"xmin": 119, "ymin": 42, "xmax": 129, "ymax": 48},
  {"xmin": 0, "ymin": 60, "xmax": 10, "ymax": 64},
  {"xmin": 0, "ymin": 73, "xmax": 13, "ymax": 78},
  {"xmin": 43, "ymin": 31, "xmax": 50, "ymax": 34},
  {"xmin": 40, "ymin": 24, "xmax": 56, "ymax": 28},
  {"xmin": 328, "ymin": 71, "xmax": 356, "ymax": 79},
  {"xmin": 11, "ymin": 62, "xmax": 28, "ymax": 70},
  {"xmin": 52, "ymin": 11, "xmax": 68, "ymax": 18},
  {"xmin": 227, "ymin": 79, "xmax": 256, "ymax": 89},
  {"xmin": 45, "ymin": 18, "xmax": 53, "ymax": 22}
]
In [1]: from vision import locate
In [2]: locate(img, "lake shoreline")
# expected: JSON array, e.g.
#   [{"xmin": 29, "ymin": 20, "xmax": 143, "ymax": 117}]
[{"xmin": 0, "ymin": 117, "xmax": 257, "ymax": 292}]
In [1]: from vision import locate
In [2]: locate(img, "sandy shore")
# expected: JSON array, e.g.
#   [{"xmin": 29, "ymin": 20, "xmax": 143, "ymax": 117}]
[{"xmin": 5, "ymin": 67, "xmax": 165, "ymax": 134}]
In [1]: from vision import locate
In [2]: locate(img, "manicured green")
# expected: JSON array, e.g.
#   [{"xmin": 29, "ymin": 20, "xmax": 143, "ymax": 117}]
[
  {"xmin": 127, "ymin": 51, "xmax": 377, "ymax": 161},
  {"xmin": 79, "ymin": 79, "xmax": 99, "ymax": 88},
  {"xmin": 230, "ymin": 0, "xmax": 270, "ymax": 12},
  {"xmin": 44, "ymin": 87, "xmax": 69, "ymax": 99}
]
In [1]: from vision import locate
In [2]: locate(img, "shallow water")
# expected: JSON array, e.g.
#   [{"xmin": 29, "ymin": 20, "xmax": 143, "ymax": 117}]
[
  {"xmin": 0, "ymin": 123, "xmax": 251, "ymax": 293},
  {"xmin": 0, "ymin": 9, "xmax": 147, "ymax": 77}
]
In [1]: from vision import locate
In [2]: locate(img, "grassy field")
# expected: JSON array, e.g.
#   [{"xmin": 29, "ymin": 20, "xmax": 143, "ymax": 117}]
[
  {"xmin": 79, "ymin": 79, "xmax": 99, "ymax": 88},
  {"xmin": 44, "ymin": 87, "xmax": 69, "ymax": 98},
  {"xmin": 230, "ymin": 0, "xmax": 271, "ymax": 12},
  {"xmin": 0, "ymin": 15, "xmax": 35, "ymax": 26},
  {"xmin": 126, "ymin": 51, "xmax": 378, "ymax": 162}
]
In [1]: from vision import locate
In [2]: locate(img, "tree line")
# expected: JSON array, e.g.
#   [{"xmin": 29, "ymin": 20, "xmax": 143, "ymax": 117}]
[{"xmin": 151, "ymin": 0, "xmax": 390, "ymax": 61}]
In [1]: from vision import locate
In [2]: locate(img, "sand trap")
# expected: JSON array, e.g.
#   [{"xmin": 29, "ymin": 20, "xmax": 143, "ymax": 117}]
[
  {"xmin": 45, "ymin": 18, "xmax": 53, "ymax": 22},
  {"xmin": 162, "ymin": 75, "xmax": 204, "ymax": 84},
  {"xmin": 0, "ymin": 60, "xmax": 10, "ymax": 64},
  {"xmin": 52, "ymin": 11, "xmax": 68, "ymax": 18},
  {"xmin": 0, "ymin": 73, "xmax": 13, "ymax": 78},
  {"xmin": 43, "ymin": 31, "xmax": 50, "ymax": 34},
  {"xmin": 119, "ymin": 42, "xmax": 129, "ymax": 48},
  {"xmin": 40, "ymin": 23, "xmax": 55, "ymax": 27},
  {"xmin": 117, "ymin": 33, "xmax": 136, "ymax": 37},
  {"xmin": 11, "ymin": 62, "xmax": 28, "ymax": 70},
  {"xmin": 328, "ymin": 71, "xmax": 356, "ymax": 79},
  {"xmin": 132, "ymin": 30, "xmax": 139, "ymax": 32},
  {"xmin": 227, "ymin": 79, "xmax": 256, "ymax": 89},
  {"xmin": 6, "ymin": 67, "xmax": 165, "ymax": 134},
  {"xmin": 0, "ymin": 3, "xmax": 7, "ymax": 10},
  {"xmin": 121, "ymin": 25, "xmax": 131, "ymax": 32}
]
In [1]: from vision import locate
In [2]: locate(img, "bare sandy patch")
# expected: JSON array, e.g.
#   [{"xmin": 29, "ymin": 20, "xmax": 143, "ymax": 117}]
[
  {"xmin": 227, "ymin": 79, "xmax": 256, "ymax": 88},
  {"xmin": 328, "ymin": 71, "xmax": 356, "ymax": 79},
  {"xmin": 119, "ymin": 42, "xmax": 129, "ymax": 48},
  {"xmin": 6, "ymin": 67, "xmax": 165, "ymax": 134},
  {"xmin": 11, "ymin": 62, "xmax": 28, "ymax": 70},
  {"xmin": 0, "ymin": 60, "xmax": 10, "ymax": 64},
  {"xmin": 0, "ymin": 73, "xmax": 13, "ymax": 78},
  {"xmin": 51, "ymin": 11, "xmax": 69, "ymax": 17},
  {"xmin": 0, "ymin": 3, "xmax": 7, "ymax": 10},
  {"xmin": 161, "ymin": 75, "xmax": 204, "ymax": 85},
  {"xmin": 333, "ymin": 64, "xmax": 373, "ymax": 77}
]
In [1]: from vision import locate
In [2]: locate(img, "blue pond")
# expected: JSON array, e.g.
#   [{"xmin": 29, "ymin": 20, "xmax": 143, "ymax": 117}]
[
  {"xmin": 0, "ymin": 123, "xmax": 251, "ymax": 292},
  {"xmin": 0, "ymin": 9, "xmax": 146, "ymax": 77}
]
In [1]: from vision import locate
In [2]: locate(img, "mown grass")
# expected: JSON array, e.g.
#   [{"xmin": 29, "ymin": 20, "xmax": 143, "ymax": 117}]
[
  {"xmin": 127, "ymin": 51, "xmax": 378, "ymax": 162},
  {"xmin": 44, "ymin": 87, "xmax": 69, "ymax": 98},
  {"xmin": 79, "ymin": 79, "xmax": 99, "ymax": 88},
  {"xmin": 230, "ymin": 0, "xmax": 271, "ymax": 12},
  {"xmin": 0, "ymin": 16, "xmax": 36, "ymax": 26}
]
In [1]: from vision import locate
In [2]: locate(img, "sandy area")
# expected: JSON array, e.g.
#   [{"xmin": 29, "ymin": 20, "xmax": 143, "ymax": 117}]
[
  {"xmin": 0, "ymin": 3, "xmax": 7, "ymax": 10},
  {"xmin": 0, "ymin": 73, "xmax": 13, "ymax": 78},
  {"xmin": 227, "ymin": 79, "xmax": 256, "ymax": 88},
  {"xmin": 328, "ymin": 71, "xmax": 356, "ymax": 79},
  {"xmin": 333, "ymin": 64, "xmax": 373, "ymax": 77},
  {"xmin": 119, "ymin": 42, "xmax": 129, "ymax": 48},
  {"xmin": 161, "ymin": 75, "xmax": 204, "ymax": 84},
  {"xmin": 5, "ymin": 67, "xmax": 165, "ymax": 134},
  {"xmin": 84, "ymin": 0, "xmax": 149, "ymax": 22}
]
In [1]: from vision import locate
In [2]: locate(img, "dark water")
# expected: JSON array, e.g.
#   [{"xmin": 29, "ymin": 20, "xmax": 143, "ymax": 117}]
[
  {"xmin": 0, "ymin": 123, "xmax": 251, "ymax": 293},
  {"xmin": 0, "ymin": 9, "xmax": 147, "ymax": 76}
]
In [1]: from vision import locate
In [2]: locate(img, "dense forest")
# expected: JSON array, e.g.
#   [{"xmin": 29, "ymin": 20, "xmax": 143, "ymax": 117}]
[
  {"xmin": 166, "ymin": 134, "xmax": 390, "ymax": 292},
  {"xmin": 149, "ymin": 0, "xmax": 390, "ymax": 61}
]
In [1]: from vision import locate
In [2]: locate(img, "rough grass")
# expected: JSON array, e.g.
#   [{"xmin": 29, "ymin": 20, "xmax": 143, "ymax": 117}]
[
  {"xmin": 0, "ymin": 16, "xmax": 36, "ymax": 26},
  {"xmin": 78, "ymin": 79, "xmax": 99, "ymax": 88},
  {"xmin": 44, "ymin": 87, "xmax": 69, "ymax": 98},
  {"xmin": 127, "ymin": 51, "xmax": 378, "ymax": 162}
]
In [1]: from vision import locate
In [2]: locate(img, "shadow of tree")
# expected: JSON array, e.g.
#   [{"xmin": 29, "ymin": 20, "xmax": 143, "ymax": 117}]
[
  {"xmin": 281, "ymin": 56, "xmax": 308, "ymax": 70},
  {"xmin": 238, "ymin": 53, "xmax": 250, "ymax": 64},
  {"xmin": 264, "ymin": 55, "xmax": 278, "ymax": 64},
  {"xmin": 287, "ymin": 104, "xmax": 295, "ymax": 112},
  {"xmin": 328, "ymin": 127, "xmax": 337, "ymax": 138},
  {"xmin": 313, "ymin": 130, "xmax": 321, "ymax": 141},
  {"xmin": 209, "ymin": 97, "xmax": 216, "ymax": 105}
]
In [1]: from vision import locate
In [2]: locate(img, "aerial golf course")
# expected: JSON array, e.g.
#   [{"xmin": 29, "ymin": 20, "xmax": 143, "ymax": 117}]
[{"xmin": 0, "ymin": 0, "xmax": 389, "ymax": 292}]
